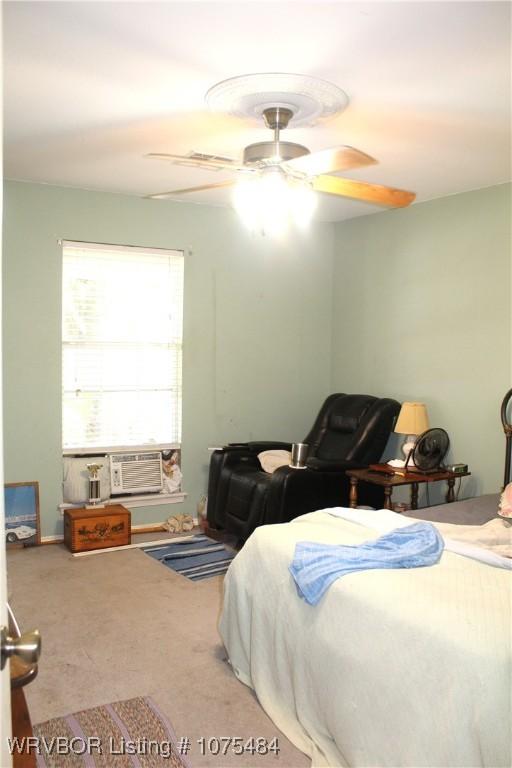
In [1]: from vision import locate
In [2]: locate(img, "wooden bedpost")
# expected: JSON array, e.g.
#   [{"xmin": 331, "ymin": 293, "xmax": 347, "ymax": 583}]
[{"xmin": 500, "ymin": 388, "xmax": 512, "ymax": 490}]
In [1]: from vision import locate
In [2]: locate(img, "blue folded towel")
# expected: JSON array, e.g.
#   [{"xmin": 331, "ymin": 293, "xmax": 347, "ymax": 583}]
[{"xmin": 289, "ymin": 522, "xmax": 444, "ymax": 605}]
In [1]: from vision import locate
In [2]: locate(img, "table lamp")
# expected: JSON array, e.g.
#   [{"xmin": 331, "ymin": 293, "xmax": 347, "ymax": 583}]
[{"xmin": 393, "ymin": 402, "xmax": 430, "ymax": 468}]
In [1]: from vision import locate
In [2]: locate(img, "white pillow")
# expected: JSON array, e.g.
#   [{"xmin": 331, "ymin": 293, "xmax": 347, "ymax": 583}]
[
  {"xmin": 63, "ymin": 456, "xmax": 111, "ymax": 503},
  {"xmin": 258, "ymin": 450, "xmax": 292, "ymax": 474}
]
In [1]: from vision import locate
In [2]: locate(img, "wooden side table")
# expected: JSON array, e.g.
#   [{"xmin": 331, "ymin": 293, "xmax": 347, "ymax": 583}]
[{"xmin": 347, "ymin": 465, "xmax": 471, "ymax": 511}]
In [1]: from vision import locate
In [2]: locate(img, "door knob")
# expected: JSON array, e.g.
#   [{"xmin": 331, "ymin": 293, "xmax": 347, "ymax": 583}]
[{"xmin": 0, "ymin": 626, "xmax": 41, "ymax": 670}]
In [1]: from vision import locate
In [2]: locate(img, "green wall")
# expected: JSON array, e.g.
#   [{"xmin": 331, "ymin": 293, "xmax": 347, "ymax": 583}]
[
  {"xmin": 2, "ymin": 181, "xmax": 334, "ymax": 536},
  {"xmin": 332, "ymin": 183, "xmax": 511, "ymax": 503},
  {"xmin": 3, "ymin": 180, "xmax": 510, "ymax": 535}
]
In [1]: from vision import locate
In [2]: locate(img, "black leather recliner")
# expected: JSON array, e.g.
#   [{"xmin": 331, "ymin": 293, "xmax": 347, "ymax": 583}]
[{"xmin": 207, "ymin": 393, "xmax": 400, "ymax": 541}]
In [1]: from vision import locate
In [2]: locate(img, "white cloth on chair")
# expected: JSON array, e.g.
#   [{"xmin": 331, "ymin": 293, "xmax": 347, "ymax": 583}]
[{"xmin": 258, "ymin": 450, "xmax": 292, "ymax": 474}]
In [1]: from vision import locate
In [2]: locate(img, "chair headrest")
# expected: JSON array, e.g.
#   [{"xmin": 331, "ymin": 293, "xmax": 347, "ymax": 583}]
[{"xmin": 327, "ymin": 395, "xmax": 375, "ymax": 433}]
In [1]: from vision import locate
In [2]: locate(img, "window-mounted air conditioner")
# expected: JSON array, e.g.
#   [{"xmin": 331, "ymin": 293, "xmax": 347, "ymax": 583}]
[{"xmin": 110, "ymin": 452, "xmax": 163, "ymax": 495}]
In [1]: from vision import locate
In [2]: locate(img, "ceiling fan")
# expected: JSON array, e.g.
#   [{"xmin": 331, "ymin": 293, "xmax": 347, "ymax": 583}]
[{"xmin": 145, "ymin": 74, "xmax": 416, "ymax": 210}]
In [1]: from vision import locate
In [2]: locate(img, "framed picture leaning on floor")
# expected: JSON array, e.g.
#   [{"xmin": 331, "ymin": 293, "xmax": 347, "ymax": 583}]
[{"xmin": 4, "ymin": 481, "xmax": 41, "ymax": 547}]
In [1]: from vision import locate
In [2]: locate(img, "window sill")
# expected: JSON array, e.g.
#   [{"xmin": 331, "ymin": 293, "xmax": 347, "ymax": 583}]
[
  {"xmin": 59, "ymin": 491, "xmax": 187, "ymax": 512},
  {"xmin": 63, "ymin": 443, "xmax": 180, "ymax": 457}
]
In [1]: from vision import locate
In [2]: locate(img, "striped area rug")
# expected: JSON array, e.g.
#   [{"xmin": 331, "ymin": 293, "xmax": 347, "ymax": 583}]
[
  {"xmin": 142, "ymin": 535, "xmax": 236, "ymax": 580},
  {"xmin": 32, "ymin": 696, "xmax": 188, "ymax": 767}
]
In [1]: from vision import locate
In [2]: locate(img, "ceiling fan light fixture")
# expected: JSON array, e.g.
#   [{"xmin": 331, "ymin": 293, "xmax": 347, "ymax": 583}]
[
  {"xmin": 242, "ymin": 141, "xmax": 310, "ymax": 166},
  {"xmin": 232, "ymin": 167, "xmax": 316, "ymax": 237},
  {"xmin": 289, "ymin": 180, "xmax": 317, "ymax": 230},
  {"xmin": 146, "ymin": 74, "xmax": 415, "ymax": 211},
  {"xmin": 232, "ymin": 176, "xmax": 259, "ymax": 232}
]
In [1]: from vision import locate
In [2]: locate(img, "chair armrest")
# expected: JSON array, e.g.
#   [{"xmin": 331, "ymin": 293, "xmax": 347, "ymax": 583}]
[
  {"xmin": 266, "ymin": 464, "xmax": 326, "ymax": 524},
  {"xmin": 221, "ymin": 451, "xmax": 261, "ymax": 470},
  {"xmin": 247, "ymin": 441, "xmax": 293, "ymax": 453},
  {"xmin": 305, "ymin": 457, "xmax": 364, "ymax": 473},
  {"xmin": 217, "ymin": 441, "xmax": 292, "ymax": 453},
  {"xmin": 213, "ymin": 443, "xmax": 250, "ymax": 452}
]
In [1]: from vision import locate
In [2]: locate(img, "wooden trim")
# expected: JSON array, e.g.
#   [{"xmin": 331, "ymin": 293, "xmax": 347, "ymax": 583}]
[
  {"xmin": 11, "ymin": 687, "xmax": 36, "ymax": 768},
  {"xmin": 131, "ymin": 524, "xmax": 166, "ymax": 534}
]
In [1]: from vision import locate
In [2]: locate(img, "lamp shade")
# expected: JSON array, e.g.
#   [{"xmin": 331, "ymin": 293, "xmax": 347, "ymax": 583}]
[{"xmin": 394, "ymin": 402, "xmax": 430, "ymax": 436}]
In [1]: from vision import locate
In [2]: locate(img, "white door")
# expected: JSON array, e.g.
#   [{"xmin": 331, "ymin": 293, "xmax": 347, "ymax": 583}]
[
  {"xmin": 0, "ymin": 10, "xmax": 13, "ymax": 764},
  {"xmin": 0, "ymin": 492, "xmax": 11, "ymax": 768}
]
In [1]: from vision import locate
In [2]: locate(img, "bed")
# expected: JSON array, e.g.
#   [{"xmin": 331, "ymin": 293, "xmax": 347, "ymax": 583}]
[{"xmin": 219, "ymin": 495, "xmax": 511, "ymax": 767}]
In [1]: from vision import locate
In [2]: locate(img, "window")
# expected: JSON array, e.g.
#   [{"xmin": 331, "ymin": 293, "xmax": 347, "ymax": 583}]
[{"xmin": 62, "ymin": 241, "xmax": 183, "ymax": 453}]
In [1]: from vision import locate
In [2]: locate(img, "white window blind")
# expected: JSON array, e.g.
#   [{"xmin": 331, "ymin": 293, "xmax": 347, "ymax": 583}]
[{"xmin": 62, "ymin": 241, "xmax": 184, "ymax": 451}]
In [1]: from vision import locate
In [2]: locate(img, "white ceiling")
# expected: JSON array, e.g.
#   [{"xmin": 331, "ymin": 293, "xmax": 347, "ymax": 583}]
[{"xmin": 3, "ymin": 1, "xmax": 511, "ymax": 222}]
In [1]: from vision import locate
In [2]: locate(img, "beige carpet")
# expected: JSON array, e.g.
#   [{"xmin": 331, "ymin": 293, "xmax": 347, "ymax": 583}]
[{"xmin": 7, "ymin": 532, "xmax": 309, "ymax": 767}]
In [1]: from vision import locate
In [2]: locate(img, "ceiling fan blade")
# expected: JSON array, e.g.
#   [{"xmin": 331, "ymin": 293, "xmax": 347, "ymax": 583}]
[
  {"xmin": 146, "ymin": 152, "xmax": 241, "ymax": 172},
  {"xmin": 147, "ymin": 180, "xmax": 236, "ymax": 199},
  {"xmin": 312, "ymin": 175, "xmax": 416, "ymax": 208},
  {"xmin": 285, "ymin": 146, "xmax": 376, "ymax": 176}
]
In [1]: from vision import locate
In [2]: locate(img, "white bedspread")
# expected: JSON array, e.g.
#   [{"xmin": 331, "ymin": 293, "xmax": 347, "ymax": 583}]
[
  {"xmin": 219, "ymin": 509, "xmax": 512, "ymax": 767},
  {"xmin": 328, "ymin": 507, "xmax": 512, "ymax": 569}
]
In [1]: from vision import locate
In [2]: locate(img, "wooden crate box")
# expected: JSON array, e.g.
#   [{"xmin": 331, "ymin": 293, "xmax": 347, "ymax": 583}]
[{"xmin": 64, "ymin": 504, "xmax": 131, "ymax": 553}]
